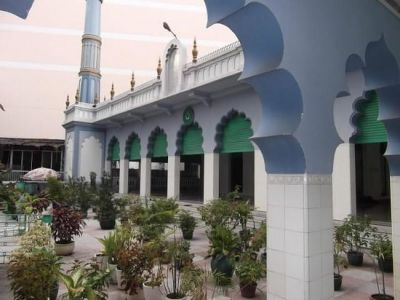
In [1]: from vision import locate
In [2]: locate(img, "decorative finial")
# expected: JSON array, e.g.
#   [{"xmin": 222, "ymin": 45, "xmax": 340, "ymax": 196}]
[
  {"xmin": 110, "ymin": 83, "xmax": 115, "ymax": 100},
  {"xmin": 157, "ymin": 58, "xmax": 162, "ymax": 80},
  {"xmin": 66, "ymin": 95, "xmax": 70, "ymax": 109},
  {"xmin": 192, "ymin": 37, "xmax": 198, "ymax": 63},
  {"xmin": 93, "ymin": 93, "xmax": 99, "ymax": 108},
  {"xmin": 130, "ymin": 72, "xmax": 135, "ymax": 92},
  {"xmin": 163, "ymin": 22, "xmax": 177, "ymax": 39},
  {"xmin": 75, "ymin": 88, "xmax": 80, "ymax": 104}
]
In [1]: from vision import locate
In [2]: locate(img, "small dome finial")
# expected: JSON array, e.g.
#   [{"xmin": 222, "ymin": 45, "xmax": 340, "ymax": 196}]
[
  {"xmin": 110, "ymin": 83, "xmax": 115, "ymax": 100},
  {"xmin": 66, "ymin": 95, "xmax": 70, "ymax": 109},
  {"xmin": 157, "ymin": 58, "xmax": 162, "ymax": 80},
  {"xmin": 75, "ymin": 88, "xmax": 80, "ymax": 104},
  {"xmin": 130, "ymin": 72, "xmax": 136, "ymax": 92},
  {"xmin": 192, "ymin": 37, "xmax": 198, "ymax": 63}
]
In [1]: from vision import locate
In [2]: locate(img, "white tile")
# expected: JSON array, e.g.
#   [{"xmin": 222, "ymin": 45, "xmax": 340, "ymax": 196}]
[
  {"xmin": 286, "ymin": 277, "xmax": 305, "ymax": 300},
  {"xmin": 268, "ymin": 184, "xmax": 285, "ymax": 206},
  {"xmin": 322, "ymin": 252, "xmax": 333, "ymax": 276},
  {"xmin": 306, "ymin": 208, "xmax": 321, "ymax": 232},
  {"xmin": 269, "ymin": 204, "xmax": 285, "ymax": 229},
  {"xmin": 320, "ymin": 206, "xmax": 333, "ymax": 230},
  {"xmin": 285, "ymin": 253, "xmax": 305, "ymax": 280},
  {"xmin": 285, "ymin": 230, "xmax": 305, "ymax": 256},
  {"xmin": 306, "ymin": 231, "xmax": 322, "ymax": 256},
  {"xmin": 320, "ymin": 229, "xmax": 334, "ymax": 253},
  {"xmin": 305, "ymin": 184, "xmax": 321, "ymax": 208},
  {"xmin": 285, "ymin": 184, "xmax": 304, "ymax": 208},
  {"xmin": 285, "ymin": 207, "xmax": 304, "ymax": 232},
  {"xmin": 322, "ymin": 274, "xmax": 334, "ymax": 299},
  {"xmin": 309, "ymin": 279, "xmax": 323, "ymax": 300},
  {"xmin": 268, "ymin": 249, "xmax": 286, "ymax": 273},
  {"xmin": 268, "ymin": 227, "xmax": 285, "ymax": 251},
  {"xmin": 320, "ymin": 184, "xmax": 333, "ymax": 208},
  {"xmin": 307, "ymin": 255, "xmax": 322, "ymax": 281},
  {"xmin": 268, "ymin": 271, "xmax": 286, "ymax": 298}
]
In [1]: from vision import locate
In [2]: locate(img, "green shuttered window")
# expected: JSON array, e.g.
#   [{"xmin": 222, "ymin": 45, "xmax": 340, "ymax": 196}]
[
  {"xmin": 182, "ymin": 126, "xmax": 203, "ymax": 155},
  {"xmin": 354, "ymin": 91, "xmax": 387, "ymax": 144},
  {"xmin": 129, "ymin": 138, "xmax": 141, "ymax": 161},
  {"xmin": 222, "ymin": 115, "xmax": 254, "ymax": 153},
  {"xmin": 111, "ymin": 142, "xmax": 120, "ymax": 161},
  {"xmin": 152, "ymin": 133, "xmax": 168, "ymax": 158}
]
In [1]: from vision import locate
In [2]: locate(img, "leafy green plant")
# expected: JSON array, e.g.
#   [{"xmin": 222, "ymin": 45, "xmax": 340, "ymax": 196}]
[
  {"xmin": 97, "ymin": 232, "xmax": 117, "ymax": 264},
  {"xmin": 47, "ymin": 177, "xmax": 66, "ymax": 205},
  {"xmin": 8, "ymin": 248, "xmax": 62, "ymax": 300},
  {"xmin": 19, "ymin": 220, "xmax": 53, "ymax": 251},
  {"xmin": 64, "ymin": 177, "xmax": 94, "ymax": 217},
  {"xmin": 235, "ymin": 253, "xmax": 266, "ymax": 285},
  {"xmin": 207, "ymin": 224, "xmax": 239, "ymax": 258},
  {"xmin": 198, "ymin": 199, "xmax": 234, "ymax": 229},
  {"xmin": 178, "ymin": 210, "xmax": 196, "ymax": 239},
  {"xmin": 370, "ymin": 234, "xmax": 393, "ymax": 261},
  {"xmin": 51, "ymin": 206, "xmax": 85, "ymax": 244},
  {"xmin": 59, "ymin": 259, "xmax": 110, "ymax": 300},
  {"xmin": 95, "ymin": 173, "xmax": 117, "ymax": 229},
  {"xmin": 334, "ymin": 227, "xmax": 347, "ymax": 275},
  {"xmin": 251, "ymin": 222, "xmax": 266, "ymax": 252},
  {"xmin": 0, "ymin": 183, "xmax": 19, "ymax": 214},
  {"xmin": 181, "ymin": 264, "xmax": 209, "ymax": 300}
]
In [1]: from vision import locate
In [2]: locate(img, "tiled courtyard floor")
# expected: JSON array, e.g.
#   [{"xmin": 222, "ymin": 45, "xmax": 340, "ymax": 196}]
[{"xmin": 0, "ymin": 214, "xmax": 394, "ymax": 300}]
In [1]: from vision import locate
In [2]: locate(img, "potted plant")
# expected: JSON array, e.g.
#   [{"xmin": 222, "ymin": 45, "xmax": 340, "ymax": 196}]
[
  {"xmin": 97, "ymin": 231, "xmax": 118, "ymax": 271},
  {"xmin": 235, "ymin": 252, "xmax": 266, "ymax": 298},
  {"xmin": 64, "ymin": 176, "xmax": 93, "ymax": 218},
  {"xmin": 370, "ymin": 233, "xmax": 393, "ymax": 273},
  {"xmin": 178, "ymin": 210, "xmax": 196, "ymax": 240},
  {"xmin": 251, "ymin": 221, "xmax": 267, "ymax": 264},
  {"xmin": 142, "ymin": 239, "xmax": 165, "ymax": 300},
  {"xmin": 334, "ymin": 227, "xmax": 347, "ymax": 291},
  {"xmin": 208, "ymin": 224, "xmax": 239, "ymax": 285},
  {"xmin": 368, "ymin": 252, "xmax": 394, "ymax": 300},
  {"xmin": 336, "ymin": 215, "xmax": 374, "ymax": 266},
  {"xmin": 59, "ymin": 259, "xmax": 110, "ymax": 300},
  {"xmin": 51, "ymin": 206, "xmax": 85, "ymax": 255},
  {"xmin": 96, "ymin": 173, "xmax": 117, "ymax": 230}
]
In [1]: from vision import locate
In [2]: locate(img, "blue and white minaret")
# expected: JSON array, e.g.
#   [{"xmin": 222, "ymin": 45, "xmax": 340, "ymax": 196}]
[{"xmin": 78, "ymin": 0, "xmax": 102, "ymax": 104}]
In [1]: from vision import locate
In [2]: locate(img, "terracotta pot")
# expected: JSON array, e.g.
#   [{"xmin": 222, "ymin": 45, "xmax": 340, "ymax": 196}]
[
  {"xmin": 143, "ymin": 282, "xmax": 162, "ymax": 300},
  {"xmin": 369, "ymin": 294, "xmax": 394, "ymax": 300},
  {"xmin": 54, "ymin": 241, "xmax": 75, "ymax": 256},
  {"xmin": 240, "ymin": 282, "xmax": 257, "ymax": 298}
]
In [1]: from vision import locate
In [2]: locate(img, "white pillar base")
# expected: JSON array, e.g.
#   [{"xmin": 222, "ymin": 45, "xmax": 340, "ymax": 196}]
[
  {"xmin": 254, "ymin": 150, "xmax": 267, "ymax": 211},
  {"xmin": 140, "ymin": 157, "xmax": 151, "ymax": 198},
  {"xmin": 167, "ymin": 156, "xmax": 180, "ymax": 200},
  {"xmin": 204, "ymin": 153, "xmax": 219, "ymax": 203},
  {"xmin": 119, "ymin": 159, "xmax": 129, "ymax": 194},
  {"xmin": 391, "ymin": 176, "xmax": 400, "ymax": 299},
  {"xmin": 267, "ymin": 174, "xmax": 334, "ymax": 300}
]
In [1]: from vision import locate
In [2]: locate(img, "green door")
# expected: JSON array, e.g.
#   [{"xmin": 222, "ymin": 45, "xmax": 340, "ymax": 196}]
[
  {"xmin": 221, "ymin": 115, "xmax": 254, "ymax": 153},
  {"xmin": 353, "ymin": 91, "xmax": 388, "ymax": 144},
  {"xmin": 182, "ymin": 126, "xmax": 203, "ymax": 155},
  {"xmin": 129, "ymin": 138, "xmax": 141, "ymax": 161},
  {"xmin": 152, "ymin": 133, "xmax": 168, "ymax": 158}
]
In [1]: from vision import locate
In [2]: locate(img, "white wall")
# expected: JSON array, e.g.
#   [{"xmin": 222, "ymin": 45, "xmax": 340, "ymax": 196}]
[
  {"xmin": 79, "ymin": 136, "xmax": 103, "ymax": 181},
  {"xmin": 254, "ymin": 149, "xmax": 267, "ymax": 211}
]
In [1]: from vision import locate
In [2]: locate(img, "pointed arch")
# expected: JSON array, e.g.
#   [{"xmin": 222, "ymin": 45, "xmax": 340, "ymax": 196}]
[
  {"xmin": 176, "ymin": 122, "xmax": 204, "ymax": 155},
  {"xmin": 125, "ymin": 132, "xmax": 141, "ymax": 160},
  {"xmin": 107, "ymin": 136, "xmax": 120, "ymax": 161},
  {"xmin": 147, "ymin": 127, "xmax": 168, "ymax": 158},
  {"xmin": 214, "ymin": 109, "xmax": 254, "ymax": 153}
]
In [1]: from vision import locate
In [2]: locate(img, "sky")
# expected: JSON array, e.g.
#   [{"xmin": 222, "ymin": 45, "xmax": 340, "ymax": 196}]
[{"xmin": 0, "ymin": 0, "xmax": 236, "ymax": 140}]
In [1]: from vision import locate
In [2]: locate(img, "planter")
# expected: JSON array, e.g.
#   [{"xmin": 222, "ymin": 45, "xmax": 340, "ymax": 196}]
[
  {"xmin": 334, "ymin": 273, "xmax": 343, "ymax": 291},
  {"xmin": 181, "ymin": 228, "xmax": 194, "ymax": 240},
  {"xmin": 116, "ymin": 268, "xmax": 125, "ymax": 290},
  {"xmin": 165, "ymin": 293, "xmax": 186, "ymax": 300},
  {"xmin": 95, "ymin": 254, "xmax": 108, "ymax": 271},
  {"xmin": 378, "ymin": 257, "xmax": 393, "ymax": 273},
  {"xmin": 369, "ymin": 294, "xmax": 394, "ymax": 300},
  {"xmin": 143, "ymin": 282, "xmax": 162, "ymax": 300},
  {"xmin": 211, "ymin": 255, "xmax": 234, "ymax": 285},
  {"xmin": 54, "ymin": 241, "xmax": 75, "ymax": 256},
  {"xmin": 99, "ymin": 217, "xmax": 116, "ymax": 230},
  {"xmin": 240, "ymin": 281, "xmax": 257, "ymax": 298},
  {"xmin": 49, "ymin": 280, "xmax": 59, "ymax": 300},
  {"xmin": 347, "ymin": 251, "xmax": 363, "ymax": 266},
  {"xmin": 108, "ymin": 263, "xmax": 117, "ymax": 284}
]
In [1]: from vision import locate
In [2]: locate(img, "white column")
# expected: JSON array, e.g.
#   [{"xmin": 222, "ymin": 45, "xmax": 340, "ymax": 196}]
[
  {"xmin": 204, "ymin": 153, "xmax": 219, "ymax": 203},
  {"xmin": 140, "ymin": 157, "xmax": 151, "ymax": 198},
  {"xmin": 267, "ymin": 174, "xmax": 334, "ymax": 300},
  {"xmin": 254, "ymin": 150, "xmax": 267, "ymax": 212},
  {"xmin": 119, "ymin": 159, "xmax": 129, "ymax": 194},
  {"xmin": 391, "ymin": 176, "xmax": 400, "ymax": 299},
  {"xmin": 167, "ymin": 156, "xmax": 180, "ymax": 200},
  {"xmin": 104, "ymin": 160, "xmax": 111, "ymax": 175},
  {"xmin": 332, "ymin": 143, "xmax": 356, "ymax": 220}
]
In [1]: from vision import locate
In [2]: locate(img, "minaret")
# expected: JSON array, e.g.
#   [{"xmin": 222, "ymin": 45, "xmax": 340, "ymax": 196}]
[{"xmin": 78, "ymin": 0, "xmax": 102, "ymax": 104}]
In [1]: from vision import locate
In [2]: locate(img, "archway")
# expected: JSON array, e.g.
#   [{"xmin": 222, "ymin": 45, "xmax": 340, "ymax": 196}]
[
  {"xmin": 107, "ymin": 136, "xmax": 120, "ymax": 193},
  {"xmin": 176, "ymin": 118, "xmax": 204, "ymax": 202},
  {"xmin": 147, "ymin": 127, "xmax": 168, "ymax": 197},
  {"xmin": 125, "ymin": 132, "xmax": 141, "ymax": 195},
  {"xmin": 215, "ymin": 110, "xmax": 254, "ymax": 203}
]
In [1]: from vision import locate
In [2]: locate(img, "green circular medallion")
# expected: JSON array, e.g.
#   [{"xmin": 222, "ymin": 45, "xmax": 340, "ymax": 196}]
[{"xmin": 183, "ymin": 107, "xmax": 194, "ymax": 125}]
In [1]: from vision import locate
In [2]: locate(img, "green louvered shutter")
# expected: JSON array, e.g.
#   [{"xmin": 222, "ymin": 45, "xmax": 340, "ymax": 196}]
[
  {"xmin": 112, "ymin": 142, "xmax": 120, "ymax": 161},
  {"xmin": 129, "ymin": 138, "xmax": 141, "ymax": 161},
  {"xmin": 354, "ymin": 91, "xmax": 387, "ymax": 144},
  {"xmin": 182, "ymin": 127, "xmax": 203, "ymax": 155},
  {"xmin": 152, "ymin": 133, "xmax": 168, "ymax": 158},
  {"xmin": 222, "ymin": 115, "xmax": 254, "ymax": 153}
]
